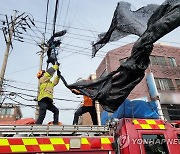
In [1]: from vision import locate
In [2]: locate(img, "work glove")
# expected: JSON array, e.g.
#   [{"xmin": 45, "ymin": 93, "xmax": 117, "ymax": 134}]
[
  {"xmin": 71, "ymin": 89, "xmax": 81, "ymax": 95},
  {"xmin": 34, "ymin": 98, "xmax": 38, "ymax": 101},
  {"xmin": 57, "ymin": 69, "xmax": 61, "ymax": 77},
  {"xmin": 55, "ymin": 61, "xmax": 60, "ymax": 66}
]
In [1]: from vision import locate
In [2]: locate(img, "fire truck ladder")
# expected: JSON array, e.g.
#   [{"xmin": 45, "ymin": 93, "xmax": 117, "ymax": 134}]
[{"xmin": 0, "ymin": 125, "xmax": 110, "ymax": 136}]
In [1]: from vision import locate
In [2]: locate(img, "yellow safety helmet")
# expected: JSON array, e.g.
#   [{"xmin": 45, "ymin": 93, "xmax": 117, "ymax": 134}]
[{"xmin": 37, "ymin": 70, "xmax": 45, "ymax": 79}]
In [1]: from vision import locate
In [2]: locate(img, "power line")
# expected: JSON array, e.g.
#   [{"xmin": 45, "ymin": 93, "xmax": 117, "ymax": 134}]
[
  {"xmin": 57, "ymin": 0, "xmax": 64, "ymax": 29},
  {"xmin": 1, "ymin": 18, "xmax": 180, "ymax": 46},
  {"xmin": 63, "ymin": 0, "xmax": 71, "ymax": 28},
  {"xmin": 2, "ymin": 90, "xmax": 81, "ymax": 103},
  {"xmin": 52, "ymin": 0, "xmax": 59, "ymax": 36},
  {"xmin": 3, "ymin": 79, "xmax": 82, "ymax": 99},
  {"xmin": 44, "ymin": 0, "xmax": 50, "ymax": 41},
  {"xmin": 4, "ymin": 95, "xmax": 37, "ymax": 109},
  {"xmin": 4, "ymin": 83, "xmax": 37, "ymax": 92}
]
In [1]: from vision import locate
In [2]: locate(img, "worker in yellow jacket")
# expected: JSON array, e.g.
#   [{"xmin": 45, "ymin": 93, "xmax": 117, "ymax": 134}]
[{"xmin": 36, "ymin": 64, "xmax": 61, "ymax": 124}]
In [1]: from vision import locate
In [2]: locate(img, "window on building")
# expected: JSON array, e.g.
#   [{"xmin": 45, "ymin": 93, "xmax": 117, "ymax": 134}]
[
  {"xmin": 150, "ymin": 55, "xmax": 156, "ymax": 65},
  {"xmin": 119, "ymin": 57, "xmax": 127, "ymax": 65},
  {"xmin": 0, "ymin": 108, "xmax": 6, "ymax": 115},
  {"xmin": 155, "ymin": 78, "xmax": 175, "ymax": 90},
  {"xmin": 0, "ymin": 108, "xmax": 13, "ymax": 115},
  {"xmin": 6, "ymin": 108, "xmax": 12, "ymax": 115},
  {"xmin": 150, "ymin": 55, "xmax": 167, "ymax": 66},
  {"xmin": 175, "ymin": 79, "xmax": 180, "ymax": 90},
  {"xmin": 142, "ymin": 134, "xmax": 169, "ymax": 154},
  {"xmin": 11, "ymin": 108, "xmax": 14, "ymax": 115},
  {"xmin": 162, "ymin": 104, "xmax": 180, "ymax": 121},
  {"xmin": 168, "ymin": 57, "xmax": 177, "ymax": 67},
  {"xmin": 167, "ymin": 104, "xmax": 180, "ymax": 120}
]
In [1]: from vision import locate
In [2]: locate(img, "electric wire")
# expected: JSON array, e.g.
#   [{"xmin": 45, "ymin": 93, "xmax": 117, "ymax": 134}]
[
  {"xmin": 44, "ymin": 0, "xmax": 50, "ymax": 41},
  {"xmin": 63, "ymin": 0, "xmax": 71, "ymax": 28},
  {"xmin": 57, "ymin": 0, "xmax": 64, "ymax": 30},
  {"xmin": 3, "ymin": 81, "xmax": 82, "ymax": 99},
  {"xmin": 2, "ymin": 90, "xmax": 81, "ymax": 103},
  {"xmin": 1, "ymin": 19, "xmax": 180, "ymax": 47},
  {"xmin": 52, "ymin": 0, "xmax": 59, "ymax": 36}
]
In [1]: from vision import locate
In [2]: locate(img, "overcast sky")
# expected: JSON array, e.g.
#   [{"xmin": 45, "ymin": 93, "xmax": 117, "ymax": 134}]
[{"xmin": 0, "ymin": 0, "xmax": 179, "ymax": 124}]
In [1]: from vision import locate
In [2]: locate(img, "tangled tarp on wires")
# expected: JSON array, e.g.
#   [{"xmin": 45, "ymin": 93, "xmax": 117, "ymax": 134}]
[
  {"xmin": 46, "ymin": 30, "xmax": 66, "ymax": 66},
  {"xmin": 61, "ymin": 0, "xmax": 180, "ymax": 112}
]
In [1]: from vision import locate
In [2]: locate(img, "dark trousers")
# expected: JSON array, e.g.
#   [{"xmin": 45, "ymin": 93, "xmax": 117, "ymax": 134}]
[
  {"xmin": 36, "ymin": 98, "xmax": 59, "ymax": 124},
  {"xmin": 73, "ymin": 106, "xmax": 98, "ymax": 125}
]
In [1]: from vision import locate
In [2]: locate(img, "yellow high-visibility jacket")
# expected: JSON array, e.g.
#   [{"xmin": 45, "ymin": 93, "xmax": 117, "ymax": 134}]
[{"xmin": 38, "ymin": 65, "xmax": 60, "ymax": 102}]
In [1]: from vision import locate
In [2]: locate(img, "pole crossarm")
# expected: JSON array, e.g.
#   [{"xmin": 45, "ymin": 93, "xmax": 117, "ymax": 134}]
[{"xmin": 0, "ymin": 11, "xmax": 39, "ymax": 104}]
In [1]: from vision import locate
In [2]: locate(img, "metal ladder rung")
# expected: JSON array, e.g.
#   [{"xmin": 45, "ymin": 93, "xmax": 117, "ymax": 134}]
[{"xmin": 0, "ymin": 125, "xmax": 110, "ymax": 135}]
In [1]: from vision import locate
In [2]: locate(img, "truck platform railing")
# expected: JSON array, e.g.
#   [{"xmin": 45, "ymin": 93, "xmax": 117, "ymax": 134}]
[{"xmin": 0, "ymin": 124, "xmax": 110, "ymax": 136}]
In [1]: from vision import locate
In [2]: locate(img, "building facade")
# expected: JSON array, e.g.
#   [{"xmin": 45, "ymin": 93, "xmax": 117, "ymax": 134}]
[
  {"xmin": 0, "ymin": 103, "xmax": 22, "ymax": 121},
  {"xmin": 96, "ymin": 43, "xmax": 180, "ymax": 121}
]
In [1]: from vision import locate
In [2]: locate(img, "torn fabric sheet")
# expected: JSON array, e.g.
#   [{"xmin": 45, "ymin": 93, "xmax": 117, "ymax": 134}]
[
  {"xmin": 92, "ymin": 1, "xmax": 159, "ymax": 57},
  {"xmin": 64, "ymin": 0, "xmax": 180, "ymax": 112}
]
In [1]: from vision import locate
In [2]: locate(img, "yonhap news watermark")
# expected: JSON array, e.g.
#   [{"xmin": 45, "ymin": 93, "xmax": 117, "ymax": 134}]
[
  {"xmin": 119, "ymin": 134, "xmax": 180, "ymax": 149},
  {"xmin": 132, "ymin": 138, "xmax": 180, "ymax": 145}
]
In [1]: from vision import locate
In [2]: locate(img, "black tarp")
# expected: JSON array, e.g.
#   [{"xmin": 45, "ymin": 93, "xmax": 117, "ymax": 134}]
[
  {"xmin": 62, "ymin": 0, "xmax": 180, "ymax": 112},
  {"xmin": 92, "ymin": 1, "xmax": 159, "ymax": 58}
]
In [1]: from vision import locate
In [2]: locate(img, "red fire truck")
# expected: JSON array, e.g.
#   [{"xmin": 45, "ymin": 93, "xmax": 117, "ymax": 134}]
[{"xmin": 0, "ymin": 118, "xmax": 179, "ymax": 153}]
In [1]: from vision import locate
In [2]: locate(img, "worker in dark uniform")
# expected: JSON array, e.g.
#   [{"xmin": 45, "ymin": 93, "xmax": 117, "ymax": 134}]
[{"xmin": 36, "ymin": 63, "xmax": 61, "ymax": 124}]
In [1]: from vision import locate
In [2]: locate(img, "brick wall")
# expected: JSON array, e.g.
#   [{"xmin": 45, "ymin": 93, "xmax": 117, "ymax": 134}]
[{"xmin": 96, "ymin": 43, "xmax": 180, "ymax": 100}]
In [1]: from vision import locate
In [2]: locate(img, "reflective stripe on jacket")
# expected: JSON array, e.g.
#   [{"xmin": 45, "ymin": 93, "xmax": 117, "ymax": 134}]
[{"xmin": 38, "ymin": 65, "xmax": 60, "ymax": 101}]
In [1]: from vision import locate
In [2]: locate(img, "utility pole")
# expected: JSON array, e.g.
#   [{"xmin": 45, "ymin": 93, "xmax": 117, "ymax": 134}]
[
  {"xmin": 0, "ymin": 11, "xmax": 37, "ymax": 104},
  {"xmin": 35, "ymin": 36, "xmax": 45, "ymax": 120},
  {"xmin": 146, "ymin": 72, "xmax": 164, "ymax": 120},
  {"xmin": 0, "ymin": 10, "xmax": 17, "ymax": 102}
]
